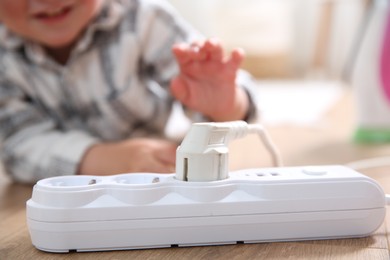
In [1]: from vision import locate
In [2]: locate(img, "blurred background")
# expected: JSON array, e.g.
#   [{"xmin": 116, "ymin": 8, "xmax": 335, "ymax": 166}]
[
  {"xmin": 166, "ymin": 0, "xmax": 390, "ymax": 131},
  {"xmin": 168, "ymin": 0, "xmax": 371, "ymax": 81}
]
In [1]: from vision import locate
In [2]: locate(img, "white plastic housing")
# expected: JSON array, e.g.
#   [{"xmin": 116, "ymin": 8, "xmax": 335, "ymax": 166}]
[{"xmin": 26, "ymin": 165, "xmax": 386, "ymax": 253}]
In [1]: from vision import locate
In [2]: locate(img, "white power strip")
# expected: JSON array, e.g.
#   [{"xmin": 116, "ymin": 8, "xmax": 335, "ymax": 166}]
[{"xmin": 27, "ymin": 165, "xmax": 386, "ymax": 253}]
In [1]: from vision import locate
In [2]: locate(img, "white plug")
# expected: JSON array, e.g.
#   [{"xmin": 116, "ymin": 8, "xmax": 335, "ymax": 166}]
[{"xmin": 175, "ymin": 121, "xmax": 282, "ymax": 182}]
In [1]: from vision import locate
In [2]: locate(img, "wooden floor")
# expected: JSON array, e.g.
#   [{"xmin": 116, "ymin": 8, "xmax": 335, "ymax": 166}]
[{"xmin": 1, "ymin": 88, "xmax": 390, "ymax": 259}]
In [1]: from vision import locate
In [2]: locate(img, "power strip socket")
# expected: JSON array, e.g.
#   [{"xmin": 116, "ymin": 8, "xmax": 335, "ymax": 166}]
[{"xmin": 26, "ymin": 165, "xmax": 386, "ymax": 253}]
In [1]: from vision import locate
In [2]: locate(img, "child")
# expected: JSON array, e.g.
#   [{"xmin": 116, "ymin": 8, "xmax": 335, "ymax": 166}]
[{"xmin": 0, "ymin": 0, "xmax": 259, "ymax": 183}]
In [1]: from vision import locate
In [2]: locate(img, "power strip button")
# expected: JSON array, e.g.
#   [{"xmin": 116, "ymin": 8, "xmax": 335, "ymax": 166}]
[{"xmin": 302, "ymin": 167, "xmax": 328, "ymax": 176}]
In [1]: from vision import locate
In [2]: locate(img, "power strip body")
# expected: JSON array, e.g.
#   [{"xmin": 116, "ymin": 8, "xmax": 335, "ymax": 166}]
[{"xmin": 26, "ymin": 165, "xmax": 386, "ymax": 253}]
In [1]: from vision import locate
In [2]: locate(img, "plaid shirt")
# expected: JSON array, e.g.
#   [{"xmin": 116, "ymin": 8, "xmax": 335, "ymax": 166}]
[{"xmin": 0, "ymin": 0, "xmax": 258, "ymax": 183}]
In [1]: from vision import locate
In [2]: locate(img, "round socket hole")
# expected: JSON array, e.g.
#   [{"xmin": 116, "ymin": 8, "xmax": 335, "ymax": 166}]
[
  {"xmin": 114, "ymin": 174, "xmax": 161, "ymax": 185},
  {"xmin": 41, "ymin": 176, "xmax": 102, "ymax": 187}
]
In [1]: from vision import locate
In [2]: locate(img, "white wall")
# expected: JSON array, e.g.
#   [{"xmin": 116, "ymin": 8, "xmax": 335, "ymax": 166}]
[
  {"xmin": 167, "ymin": 0, "xmax": 294, "ymax": 54},
  {"xmin": 167, "ymin": 0, "xmax": 217, "ymax": 36},
  {"xmin": 167, "ymin": 0, "xmax": 367, "ymax": 79}
]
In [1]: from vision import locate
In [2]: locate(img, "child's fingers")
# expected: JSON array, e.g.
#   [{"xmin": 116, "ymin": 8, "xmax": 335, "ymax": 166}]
[
  {"xmin": 154, "ymin": 141, "xmax": 178, "ymax": 173},
  {"xmin": 147, "ymin": 159, "xmax": 176, "ymax": 173},
  {"xmin": 174, "ymin": 38, "xmax": 242, "ymax": 66},
  {"xmin": 190, "ymin": 40, "xmax": 203, "ymax": 49},
  {"xmin": 173, "ymin": 43, "xmax": 202, "ymax": 64},
  {"xmin": 156, "ymin": 144, "xmax": 177, "ymax": 165},
  {"xmin": 190, "ymin": 41, "xmax": 208, "ymax": 61},
  {"xmin": 173, "ymin": 42, "xmax": 207, "ymax": 64},
  {"xmin": 204, "ymin": 38, "xmax": 223, "ymax": 61},
  {"xmin": 172, "ymin": 43, "xmax": 192, "ymax": 65},
  {"xmin": 227, "ymin": 48, "xmax": 245, "ymax": 68}
]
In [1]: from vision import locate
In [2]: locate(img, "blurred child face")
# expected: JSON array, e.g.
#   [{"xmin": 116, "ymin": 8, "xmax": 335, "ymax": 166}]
[{"xmin": 0, "ymin": 0, "xmax": 103, "ymax": 48}]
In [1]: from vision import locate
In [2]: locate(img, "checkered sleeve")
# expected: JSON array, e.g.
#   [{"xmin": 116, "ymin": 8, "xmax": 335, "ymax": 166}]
[{"xmin": 0, "ymin": 77, "xmax": 99, "ymax": 183}]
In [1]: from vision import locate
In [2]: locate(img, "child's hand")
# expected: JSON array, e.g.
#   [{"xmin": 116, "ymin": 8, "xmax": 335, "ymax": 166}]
[
  {"xmin": 170, "ymin": 38, "xmax": 249, "ymax": 121},
  {"xmin": 78, "ymin": 138, "xmax": 177, "ymax": 175}
]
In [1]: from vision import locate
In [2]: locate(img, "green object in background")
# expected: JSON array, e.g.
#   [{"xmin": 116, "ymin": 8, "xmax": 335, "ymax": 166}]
[{"xmin": 354, "ymin": 127, "xmax": 390, "ymax": 143}]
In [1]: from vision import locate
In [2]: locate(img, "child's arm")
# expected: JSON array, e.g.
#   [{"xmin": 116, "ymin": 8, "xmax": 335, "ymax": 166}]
[
  {"xmin": 77, "ymin": 138, "xmax": 177, "ymax": 176},
  {"xmin": 170, "ymin": 38, "xmax": 251, "ymax": 122},
  {"xmin": 0, "ymin": 78, "xmax": 177, "ymax": 182}
]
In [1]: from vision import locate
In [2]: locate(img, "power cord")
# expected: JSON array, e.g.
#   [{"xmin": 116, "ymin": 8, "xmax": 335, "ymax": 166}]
[{"xmin": 247, "ymin": 124, "xmax": 283, "ymax": 168}]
